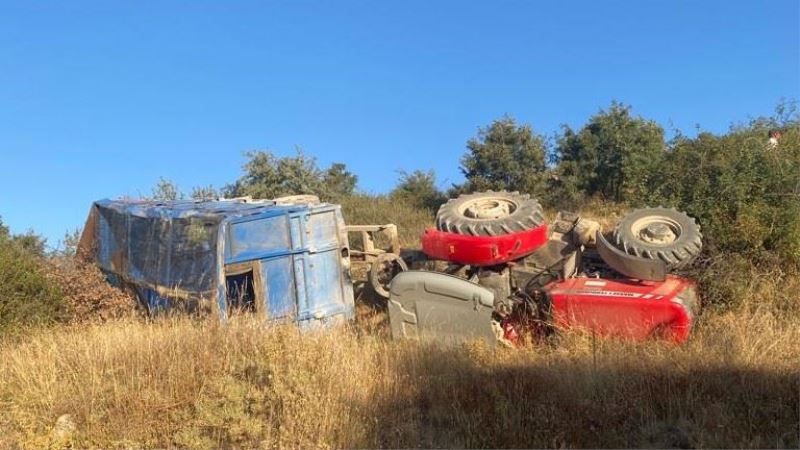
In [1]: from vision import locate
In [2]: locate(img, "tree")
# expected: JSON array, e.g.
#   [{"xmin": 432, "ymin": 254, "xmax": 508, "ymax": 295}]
[
  {"xmin": 0, "ymin": 216, "xmax": 46, "ymax": 257},
  {"xmin": 60, "ymin": 228, "xmax": 82, "ymax": 257},
  {"xmin": 458, "ymin": 116, "xmax": 548, "ymax": 195},
  {"xmin": 11, "ymin": 231, "xmax": 47, "ymax": 257},
  {"xmin": 224, "ymin": 150, "xmax": 357, "ymax": 202},
  {"xmin": 151, "ymin": 177, "xmax": 183, "ymax": 201},
  {"xmin": 555, "ymin": 102, "xmax": 665, "ymax": 202},
  {"xmin": 390, "ymin": 169, "xmax": 446, "ymax": 211},
  {"xmin": 0, "ymin": 216, "xmax": 8, "ymax": 241},
  {"xmin": 649, "ymin": 114, "xmax": 800, "ymax": 265},
  {"xmin": 224, "ymin": 150, "xmax": 322, "ymax": 199},
  {"xmin": 0, "ymin": 223, "xmax": 65, "ymax": 331},
  {"xmin": 322, "ymin": 163, "xmax": 358, "ymax": 200},
  {"xmin": 191, "ymin": 185, "xmax": 219, "ymax": 201}
]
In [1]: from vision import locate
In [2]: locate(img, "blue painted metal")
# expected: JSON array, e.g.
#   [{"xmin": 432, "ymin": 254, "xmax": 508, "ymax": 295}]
[{"xmin": 80, "ymin": 198, "xmax": 355, "ymax": 326}]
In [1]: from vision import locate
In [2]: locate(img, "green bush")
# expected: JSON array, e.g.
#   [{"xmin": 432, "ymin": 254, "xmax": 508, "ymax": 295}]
[
  {"xmin": 389, "ymin": 170, "xmax": 447, "ymax": 213},
  {"xmin": 648, "ymin": 124, "xmax": 800, "ymax": 266},
  {"xmin": 0, "ymin": 238, "xmax": 66, "ymax": 333},
  {"xmin": 556, "ymin": 102, "xmax": 665, "ymax": 203},
  {"xmin": 457, "ymin": 116, "xmax": 548, "ymax": 195},
  {"xmin": 223, "ymin": 150, "xmax": 357, "ymax": 202}
]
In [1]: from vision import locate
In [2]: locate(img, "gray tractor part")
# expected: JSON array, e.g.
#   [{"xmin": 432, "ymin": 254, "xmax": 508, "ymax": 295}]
[{"xmin": 387, "ymin": 271, "xmax": 497, "ymax": 346}]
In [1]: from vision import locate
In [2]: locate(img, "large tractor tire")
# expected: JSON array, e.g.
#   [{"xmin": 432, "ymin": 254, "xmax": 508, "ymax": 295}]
[
  {"xmin": 612, "ymin": 207, "xmax": 703, "ymax": 269},
  {"xmin": 436, "ymin": 191, "xmax": 545, "ymax": 236}
]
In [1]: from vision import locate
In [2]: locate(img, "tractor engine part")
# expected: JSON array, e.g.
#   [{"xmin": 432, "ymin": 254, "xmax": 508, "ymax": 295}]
[
  {"xmin": 436, "ymin": 191, "xmax": 545, "ymax": 236},
  {"xmin": 472, "ymin": 266, "xmax": 512, "ymax": 313},
  {"xmin": 573, "ymin": 217, "xmax": 601, "ymax": 246},
  {"xmin": 513, "ymin": 211, "xmax": 580, "ymax": 281}
]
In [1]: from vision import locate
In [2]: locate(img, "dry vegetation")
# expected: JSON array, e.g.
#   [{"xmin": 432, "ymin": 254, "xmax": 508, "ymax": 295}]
[
  {"xmin": 1, "ymin": 202, "xmax": 799, "ymax": 449},
  {"xmin": 1, "ymin": 306, "xmax": 798, "ymax": 449},
  {"xmin": 47, "ymin": 259, "xmax": 138, "ymax": 323}
]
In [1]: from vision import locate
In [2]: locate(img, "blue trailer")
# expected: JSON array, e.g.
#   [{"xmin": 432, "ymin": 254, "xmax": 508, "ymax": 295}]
[{"xmin": 78, "ymin": 198, "xmax": 355, "ymax": 327}]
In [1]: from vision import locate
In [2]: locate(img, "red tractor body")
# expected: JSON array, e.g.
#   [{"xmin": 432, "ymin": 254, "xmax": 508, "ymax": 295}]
[
  {"xmin": 421, "ymin": 225, "xmax": 549, "ymax": 266},
  {"xmin": 542, "ymin": 275, "xmax": 695, "ymax": 344}
]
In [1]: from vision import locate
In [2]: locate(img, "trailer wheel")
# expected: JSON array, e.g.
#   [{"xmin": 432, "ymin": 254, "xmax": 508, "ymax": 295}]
[
  {"xmin": 436, "ymin": 191, "xmax": 545, "ymax": 236},
  {"xmin": 369, "ymin": 252, "xmax": 408, "ymax": 299},
  {"xmin": 612, "ymin": 208, "xmax": 703, "ymax": 269}
]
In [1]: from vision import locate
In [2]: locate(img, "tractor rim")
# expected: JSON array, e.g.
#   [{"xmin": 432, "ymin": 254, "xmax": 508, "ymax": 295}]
[
  {"xmin": 631, "ymin": 216, "xmax": 681, "ymax": 245},
  {"xmin": 459, "ymin": 197, "xmax": 518, "ymax": 220}
]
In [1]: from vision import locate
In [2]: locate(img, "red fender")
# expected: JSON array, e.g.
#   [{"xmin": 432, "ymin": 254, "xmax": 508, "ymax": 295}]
[{"xmin": 421, "ymin": 225, "xmax": 549, "ymax": 266}]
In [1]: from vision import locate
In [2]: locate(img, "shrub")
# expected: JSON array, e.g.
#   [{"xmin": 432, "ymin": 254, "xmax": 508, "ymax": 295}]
[
  {"xmin": 457, "ymin": 116, "xmax": 548, "ymax": 195},
  {"xmin": 648, "ymin": 124, "xmax": 800, "ymax": 266},
  {"xmin": 0, "ymin": 238, "xmax": 66, "ymax": 333},
  {"xmin": 555, "ymin": 102, "xmax": 665, "ymax": 203},
  {"xmin": 389, "ymin": 169, "xmax": 447, "ymax": 212},
  {"xmin": 223, "ymin": 150, "xmax": 357, "ymax": 202}
]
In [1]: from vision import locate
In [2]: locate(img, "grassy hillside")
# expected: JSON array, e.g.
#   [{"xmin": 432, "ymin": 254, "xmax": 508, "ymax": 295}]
[
  {"xmin": 1, "ymin": 199, "xmax": 799, "ymax": 449},
  {"xmin": 1, "ymin": 308, "xmax": 798, "ymax": 449}
]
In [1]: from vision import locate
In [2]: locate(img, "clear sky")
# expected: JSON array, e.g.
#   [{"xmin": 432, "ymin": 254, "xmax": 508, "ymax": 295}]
[{"xmin": 1, "ymin": 0, "xmax": 798, "ymax": 246}]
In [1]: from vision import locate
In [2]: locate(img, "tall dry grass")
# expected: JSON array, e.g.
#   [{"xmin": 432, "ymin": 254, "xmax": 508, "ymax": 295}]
[
  {"xmin": 1, "ymin": 198, "xmax": 799, "ymax": 449},
  {"xmin": 1, "ymin": 304, "xmax": 798, "ymax": 449},
  {"xmin": 340, "ymin": 194, "xmax": 434, "ymax": 247}
]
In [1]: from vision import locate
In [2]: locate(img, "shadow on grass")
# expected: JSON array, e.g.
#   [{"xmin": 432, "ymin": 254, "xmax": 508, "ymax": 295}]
[{"xmin": 361, "ymin": 343, "xmax": 800, "ymax": 449}]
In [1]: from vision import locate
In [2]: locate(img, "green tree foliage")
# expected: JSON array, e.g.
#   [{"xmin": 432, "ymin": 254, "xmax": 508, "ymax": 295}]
[
  {"xmin": 322, "ymin": 163, "xmax": 358, "ymax": 201},
  {"xmin": 556, "ymin": 102, "xmax": 665, "ymax": 202},
  {"xmin": 224, "ymin": 150, "xmax": 357, "ymax": 202},
  {"xmin": 648, "ymin": 115, "xmax": 800, "ymax": 265},
  {"xmin": 458, "ymin": 116, "xmax": 548, "ymax": 194},
  {"xmin": 10, "ymin": 231, "xmax": 47, "ymax": 257},
  {"xmin": 0, "ymin": 217, "xmax": 65, "ymax": 333},
  {"xmin": 0, "ymin": 216, "xmax": 47, "ymax": 257},
  {"xmin": 191, "ymin": 185, "xmax": 219, "ymax": 201},
  {"xmin": 152, "ymin": 177, "xmax": 183, "ymax": 201},
  {"xmin": 60, "ymin": 228, "xmax": 82, "ymax": 258},
  {"xmin": 390, "ymin": 169, "xmax": 447, "ymax": 212}
]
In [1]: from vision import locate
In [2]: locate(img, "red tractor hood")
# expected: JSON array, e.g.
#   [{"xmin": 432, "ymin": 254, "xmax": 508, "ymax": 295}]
[{"xmin": 545, "ymin": 275, "xmax": 697, "ymax": 344}]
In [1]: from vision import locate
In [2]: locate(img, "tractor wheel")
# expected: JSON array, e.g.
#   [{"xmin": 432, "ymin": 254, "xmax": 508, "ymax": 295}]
[
  {"xmin": 368, "ymin": 252, "xmax": 408, "ymax": 299},
  {"xmin": 436, "ymin": 191, "xmax": 545, "ymax": 236},
  {"xmin": 612, "ymin": 208, "xmax": 703, "ymax": 269}
]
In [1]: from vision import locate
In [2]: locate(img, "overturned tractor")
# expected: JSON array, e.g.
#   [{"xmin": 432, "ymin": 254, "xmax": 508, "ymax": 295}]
[{"xmin": 385, "ymin": 191, "xmax": 703, "ymax": 346}]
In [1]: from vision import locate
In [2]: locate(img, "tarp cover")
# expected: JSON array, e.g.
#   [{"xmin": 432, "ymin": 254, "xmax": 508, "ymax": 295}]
[{"xmin": 79, "ymin": 199, "xmax": 286, "ymax": 300}]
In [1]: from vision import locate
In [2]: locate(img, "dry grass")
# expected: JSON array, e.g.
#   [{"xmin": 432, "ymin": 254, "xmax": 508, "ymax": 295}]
[
  {"xmin": 0, "ymin": 302, "xmax": 798, "ymax": 449},
  {"xmin": 340, "ymin": 194, "xmax": 434, "ymax": 247},
  {"xmin": 1, "ymin": 198, "xmax": 799, "ymax": 449}
]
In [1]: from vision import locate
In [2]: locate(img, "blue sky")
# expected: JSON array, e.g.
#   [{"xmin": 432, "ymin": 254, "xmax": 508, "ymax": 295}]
[{"xmin": 1, "ymin": 0, "xmax": 798, "ymax": 246}]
